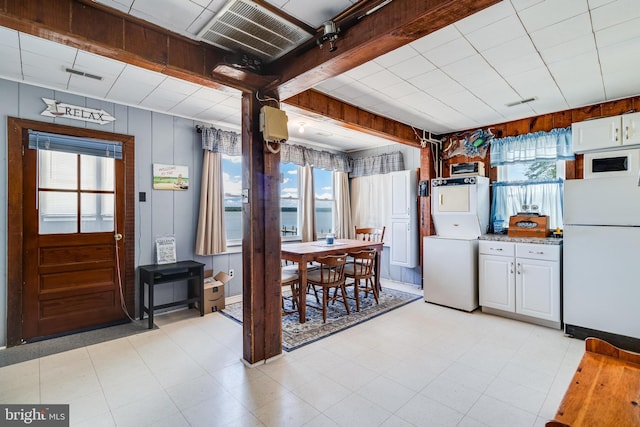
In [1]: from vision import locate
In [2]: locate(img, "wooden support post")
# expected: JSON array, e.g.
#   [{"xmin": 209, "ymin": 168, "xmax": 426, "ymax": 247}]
[{"xmin": 241, "ymin": 91, "xmax": 283, "ymax": 364}]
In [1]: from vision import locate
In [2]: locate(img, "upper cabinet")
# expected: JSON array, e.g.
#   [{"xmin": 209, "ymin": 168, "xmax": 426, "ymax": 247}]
[{"xmin": 572, "ymin": 112, "xmax": 640, "ymax": 153}]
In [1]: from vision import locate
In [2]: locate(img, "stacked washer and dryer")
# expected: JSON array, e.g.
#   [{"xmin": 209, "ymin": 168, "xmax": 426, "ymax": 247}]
[{"xmin": 423, "ymin": 176, "xmax": 490, "ymax": 311}]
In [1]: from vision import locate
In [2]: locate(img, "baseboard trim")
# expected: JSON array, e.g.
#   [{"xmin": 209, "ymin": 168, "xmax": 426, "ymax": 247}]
[{"xmin": 564, "ymin": 324, "xmax": 640, "ymax": 353}]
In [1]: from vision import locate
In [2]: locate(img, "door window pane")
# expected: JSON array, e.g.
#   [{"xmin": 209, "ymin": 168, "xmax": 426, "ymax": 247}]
[
  {"xmin": 81, "ymin": 155, "xmax": 114, "ymax": 191},
  {"xmin": 39, "ymin": 150, "xmax": 77, "ymax": 190},
  {"xmin": 39, "ymin": 191, "xmax": 77, "ymax": 234},
  {"xmin": 81, "ymin": 193, "xmax": 114, "ymax": 232},
  {"xmin": 314, "ymin": 168, "xmax": 334, "ymax": 237},
  {"xmin": 222, "ymin": 154, "xmax": 242, "ymax": 241}
]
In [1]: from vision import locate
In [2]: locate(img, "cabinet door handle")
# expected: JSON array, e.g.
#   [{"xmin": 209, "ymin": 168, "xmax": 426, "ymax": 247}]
[
  {"xmin": 490, "ymin": 247, "xmax": 503, "ymax": 251},
  {"xmin": 439, "ymin": 194, "xmax": 444, "ymax": 206},
  {"xmin": 528, "ymin": 250, "xmax": 544, "ymax": 255},
  {"xmin": 613, "ymin": 123, "xmax": 619, "ymax": 142},
  {"xmin": 517, "ymin": 262, "xmax": 521, "ymax": 275},
  {"xmin": 510, "ymin": 261, "xmax": 514, "ymax": 274},
  {"xmin": 625, "ymin": 125, "xmax": 630, "ymax": 140}
]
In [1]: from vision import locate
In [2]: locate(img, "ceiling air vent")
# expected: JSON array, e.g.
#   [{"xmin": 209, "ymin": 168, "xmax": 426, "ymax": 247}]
[{"xmin": 197, "ymin": 0, "xmax": 313, "ymax": 63}]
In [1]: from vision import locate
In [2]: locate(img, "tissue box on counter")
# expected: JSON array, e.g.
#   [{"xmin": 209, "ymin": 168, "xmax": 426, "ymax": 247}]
[
  {"xmin": 508, "ymin": 215, "xmax": 550, "ymax": 238},
  {"xmin": 200, "ymin": 271, "xmax": 231, "ymax": 313}
]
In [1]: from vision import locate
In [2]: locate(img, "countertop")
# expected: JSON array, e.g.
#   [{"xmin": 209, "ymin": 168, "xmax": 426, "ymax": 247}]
[{"xmin": 479, "ymin": 234, "xmax": 563, "ymax": 245}]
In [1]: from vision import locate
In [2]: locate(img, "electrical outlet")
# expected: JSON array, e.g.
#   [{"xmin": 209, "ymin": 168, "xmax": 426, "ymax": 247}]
[{"xmin": 228, "ymin": 269, "xmax": 234, "ymax": 278}]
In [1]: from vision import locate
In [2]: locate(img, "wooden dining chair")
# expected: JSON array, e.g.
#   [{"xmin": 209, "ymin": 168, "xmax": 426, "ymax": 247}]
[
  {"xmin": 354, "ymin": 226, "xmax": 385, "ymax": 243},
  {"xmin": 305, "ymin": 253, "xmax": 349, "ymax": 323},
  {"xmin": 281, "ymin": 268, "xmax": 299, "ymax": 316},
  {"xmin": 343, "ymin": 249, "xmax": 378, "ymax": 311}
]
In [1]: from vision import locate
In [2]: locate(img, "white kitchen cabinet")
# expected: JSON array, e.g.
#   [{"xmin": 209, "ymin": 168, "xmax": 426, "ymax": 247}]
[
  {"xmin": 572, "ymin": 112, "xmax": 640, "ymax": 153},
  {"xmin": 389, "ymin": 170, "xmax": 417, "ymax": 268},
  {"xmin": 479, "ymin": 240, "xmax": 562, "ymax": 328}
]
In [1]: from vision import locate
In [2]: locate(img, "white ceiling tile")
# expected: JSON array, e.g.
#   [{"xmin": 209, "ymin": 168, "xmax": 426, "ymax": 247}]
[
  {"xmin": 158, "ymin": 77, "xmax": 201, "ymax": 96},
  {"xmin": 408, "ymin": 69, "xmax": 458, "ymax": 92},
  {"xmin": 19, "ymin": 34, "xmax": 77, "ymax": 63},
  {"xmin": 465, "ymin": 15, "xmax": 528, "ymax": 52},
  {"xmin": 74, "ymin": 51, "xmax": 126, "ymax": 79},
  {"xmin": 359, "ymin": 69, "xmax": 403, "ymax": 89},
  {"xmin": 410, "ymin": 25, "xmax": 461, "ymax": 54},
  {"xmin": 187, "ymin": 8, "xmax": 216, "ymax": 35},
  {"xmin": 374, "ymin": 45, "xmax": 419, "ymax": 68},
  {"xmin": 441, "ymin": 54, "xmax": 497, "ymax": 87},
  {"xmin": 280, "ymin": 0, "xmax": 353, "ymax": 28},
  {"xmin": 345, "ymin": 61, "xmax": 385, "ymax": 81},
  {"xmin": 387, "ymin": 55, "xmax": 435, "ymax": 80},
  {"xmin": 482, "ymin": 36, "xmax": 545, "ymax": 77},
  {"xmin": 67, "ymin": 73, "xmax": 115, "ymax": 98},
  {"xmin": 509, "ymin": 0, "xmax": 545, "ymax": 12},
  {"xmin": 330, "ymin": 80, "xmax": 370, "ymax": 100},
  {"xmin": 529, "ymin": 94, "xmax": 570, "ymax": 116},
  {"xmin": 599, "ymin": 36, "xmax": 640, "ymax": 75},
  {"xmin": 547, "ymin": 51, "xmax": 605, "ymax": 106},
  {"xmin": 455, "ymin": 1, "xmax": 516, "ymax": 34},
  {"xmin": 603, "ymin": 67, "xmax": 640, "ymax": 100},
  {"xmin": 424, "ymin": 37, "xmax": 477, "ymax": 68},
  {"xmin": 469, "ymin": 79, "xmax": 521, "ymax": 107},
  {"xmin": 130, "ymin": 0, "xmax": 204, "ymax": 36},
  {"xmin": 588, "ymin": 0, "xmax": 617, "ymax": 8},
  {"xmin": 538, "ymin": 33, "xmax": 596, "ymax": 64},
  {"xmin": 595, "ymin": 17, "xmax": 640, "ymax": 48},
  {"xmin": 0, "ymin": 45, "xmax": 22, "ymax": 79},
  {"xmin": 530, "ymin": 12, "xmax": 592, "ymax": 50},
  {"xmin": 0, "ymin": 26, "xmax": 18, "ymax": 48},
  {"xmin": 518, "ymin": 0, "xmax": 589, "ymax": 33},
  {"xmin": 377, "ymin": 81, "xmax": 417, "ymax": 100},
  {"xmin": 94, "ymin": 0, "xmax": 132, "ymax": 14},
  {"xmin": 591, "ymin": 0, "xmax": 640, "ymax": 31},
  {"xmin": 505, "ymin": 66, "xmax": 563, "ymax": 101},
  {"xmin": 22, "ymin": 63, "xmax": 70, "ymax": 88}
]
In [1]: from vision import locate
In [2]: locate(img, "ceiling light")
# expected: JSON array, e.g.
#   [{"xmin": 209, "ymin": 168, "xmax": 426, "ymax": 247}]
[
  {"xmin": 317, "ymin": 20, "xmax": 340, "ymax": 52},
  {"xmin": 298, "ymin": 122, "xmax": 305, "ymax": 134}
]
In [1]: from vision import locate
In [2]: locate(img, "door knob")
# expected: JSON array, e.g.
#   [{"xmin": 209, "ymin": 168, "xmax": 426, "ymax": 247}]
[{"xmin": 114, "ymin": 233, "xmax": 123, "ymax": 241}]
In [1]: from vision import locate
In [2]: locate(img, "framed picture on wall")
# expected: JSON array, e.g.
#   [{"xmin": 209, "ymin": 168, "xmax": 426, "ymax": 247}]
[
  {"xmin": 155, "ymin": 235, "xmax": 177, "ymax": 264},
  {"xmin": 153, "ymin": 164, "xmax": 189, "ymax": 190}
]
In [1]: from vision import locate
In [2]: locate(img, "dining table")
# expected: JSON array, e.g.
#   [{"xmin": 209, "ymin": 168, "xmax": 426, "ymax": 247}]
[{"xmin": 281, "ymin": 239, "xmax": 384, "ymax": 323}]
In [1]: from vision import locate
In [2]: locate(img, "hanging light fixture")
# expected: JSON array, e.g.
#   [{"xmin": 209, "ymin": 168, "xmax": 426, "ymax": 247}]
[
  {"xmin": 317, "ymin": 20, "xmax": 340, "ymax": 52},
  {"xmin": 298, "ymin": 122, "xmax": 306, "ymax": 134}
]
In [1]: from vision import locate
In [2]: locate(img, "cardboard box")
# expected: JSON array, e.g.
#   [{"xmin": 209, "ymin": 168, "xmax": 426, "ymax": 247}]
[{"xmin": 199, "ymin": 271, "xmax": 231, "ymax": 313}]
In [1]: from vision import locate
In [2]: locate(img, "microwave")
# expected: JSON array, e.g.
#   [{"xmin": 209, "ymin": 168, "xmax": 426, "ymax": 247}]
[
  {"xmin": 450, "ymin": 161, "xmax": 485, "ymax": 177},
  {"xmin": 584, "ymin": 148, "xmax": 640, "ymax": 179}
]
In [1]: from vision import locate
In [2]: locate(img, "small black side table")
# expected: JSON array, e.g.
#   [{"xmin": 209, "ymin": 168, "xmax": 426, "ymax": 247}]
[{"xmin": 138, "ymin": 260, "xmax": 205, "ymax": 329}]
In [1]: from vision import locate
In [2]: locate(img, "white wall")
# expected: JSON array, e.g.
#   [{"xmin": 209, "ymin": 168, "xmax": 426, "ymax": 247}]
[
  {"xmin": 0, "ymin": 79, "xmax": 242, "ymax": 346},
  {"xmin": 349, "ymin": 143, "xmax": 422, "ymax": 286}
]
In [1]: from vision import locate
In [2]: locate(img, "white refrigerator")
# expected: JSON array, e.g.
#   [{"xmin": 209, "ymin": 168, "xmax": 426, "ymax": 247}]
[{"xmin": 564, "ymin": 176, "xmax": 640, "ymax": 340}]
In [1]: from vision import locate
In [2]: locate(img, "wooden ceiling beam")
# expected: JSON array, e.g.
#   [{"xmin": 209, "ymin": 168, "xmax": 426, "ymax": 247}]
[
  {"xmin": 285, "ymin": 89, "xmax": 425, "ymax": 147},
  {"xmin": 267, "ymin": 0, "xmax": 501, "ymax": 99}
]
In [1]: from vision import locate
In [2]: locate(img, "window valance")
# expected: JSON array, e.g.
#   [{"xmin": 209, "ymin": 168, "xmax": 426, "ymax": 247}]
[
  {"xmin": 350, "ymin": 151, "xmax": 404, "ymax": 177},
  {"xmin": 200, "ymin": 126, "xmax": 241, "ymax": 156},
  {"xmin": 490, "ymin": 127, "xmax": 573, "ymax": 167},
  {"xmin": 281, "ymin": 143, "xmax": 352, "ymax": 173}
]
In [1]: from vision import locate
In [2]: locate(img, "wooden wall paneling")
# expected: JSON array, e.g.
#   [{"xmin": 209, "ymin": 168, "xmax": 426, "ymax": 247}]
[
  {"xmin": 168, "ymin": 37, "xmax": 205, "ymax": 76},
  {"xmin": 6, "ymin": 0, "xmax": 71, "ymax": 32}
]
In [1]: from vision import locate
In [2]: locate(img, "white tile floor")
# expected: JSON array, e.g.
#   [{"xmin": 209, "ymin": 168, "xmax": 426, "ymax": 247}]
[{"xmin": 0, "ymin": 281, "xmax": 584, "ymax": 427}]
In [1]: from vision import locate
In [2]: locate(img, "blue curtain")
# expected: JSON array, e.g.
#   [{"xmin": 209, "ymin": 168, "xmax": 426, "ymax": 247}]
[
  {"xmin": 490, "ymin": 127, "xmax": 573, "ymax": 166},
  {"xmin": 491, "ymin": 179, "xmax": 564, "ymax": 232}
]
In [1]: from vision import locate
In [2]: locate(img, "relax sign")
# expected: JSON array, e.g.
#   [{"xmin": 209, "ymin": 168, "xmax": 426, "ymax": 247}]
[{"xmin": 41, "ymin": 98, "xmax": 115, "ymax": 125}]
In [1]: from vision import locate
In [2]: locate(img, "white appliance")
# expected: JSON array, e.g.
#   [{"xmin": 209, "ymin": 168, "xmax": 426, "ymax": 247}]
[
  {"xmin": 431, "ymin": 176, "xmax": 490, "ymax": 237},
  {"xmin": 583, "ymin": 148, "xmax": 640, "ymax": 179},
  {"xmin": 423, "ymin": 176, "xmax": 490, "ymax": 311},
  {"xmin": 423, "ymin": 236, "xmax": 478, "ymax": 311},
  {"xmin": 564, "ymin": 175, "xmax": 640, "ymax": 341}
]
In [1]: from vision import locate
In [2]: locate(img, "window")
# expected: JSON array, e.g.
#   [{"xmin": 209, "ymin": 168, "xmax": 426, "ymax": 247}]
[
  {"xmin": 314, "ymin": 167, "xmax": 334, "ymax": 238},
  {"xmin": 280, "ymin": 162, "xmax": 300, "ymax": 238},
  {"xmin": 492, "ymin": 160, "xmax": 565, "ymax": 232},
  {"xmin": 222, "ymin": 154, "xmax": 242, "ymax": 242}
]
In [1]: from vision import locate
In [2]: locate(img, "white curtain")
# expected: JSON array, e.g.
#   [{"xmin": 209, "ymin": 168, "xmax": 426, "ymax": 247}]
[
  {"xmin": 350, "ymin": 174, "xmax": 390, "ymax": 234},
  {"xmin": 195, "ymin": 150, "xmax": 227, "ymax": 254},
  {"xmin": 301, "ymin": 165, "xmax": 316, "ymax": 242},
  {"xmin": 491, "ymin": 179, "xmax": 564, "ymax": 231},
  {"xmin": 334, "ymin": 171, "xmax": 353, "ymax": 239}
]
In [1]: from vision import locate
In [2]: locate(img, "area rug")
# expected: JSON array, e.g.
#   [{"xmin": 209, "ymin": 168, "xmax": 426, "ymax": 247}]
[{"xmin": 221, "ymin": 287, "xmax": 421, "ymax": 351}]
